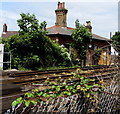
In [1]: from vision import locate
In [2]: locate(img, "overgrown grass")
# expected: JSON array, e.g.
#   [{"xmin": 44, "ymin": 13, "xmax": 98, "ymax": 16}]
[
  {"xmin": 11, "ymin": 64, "xmax": 108, "ymax": 71},
  {"xmin": 37, "ymin": 65, "xmax": 80, "ymax": 71}
]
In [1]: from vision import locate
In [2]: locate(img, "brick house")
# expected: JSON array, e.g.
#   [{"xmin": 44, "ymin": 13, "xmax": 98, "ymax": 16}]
[
  {"xmin": 1, "ymin": 2, "xmax": 111, "ymax": 65},
  {"xmin": 47, "ymin": 2, "xmax": 111, "ymax": 65}
]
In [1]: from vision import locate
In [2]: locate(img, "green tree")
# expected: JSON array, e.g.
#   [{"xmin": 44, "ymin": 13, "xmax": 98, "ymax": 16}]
[
  {"xmin": 17, "ymin": 13, "xmax": 41, "ymax": 34},
  {"xmin": 112, "ymin": 32, "xmax": 120, "ymax": 55},
  {"xmin": 2, "ymin": 13, "xmax": 71, "ymax": 70},
  {"xmin": 72, "ymin": 19, "xmax": 92, "ymax": 66}
]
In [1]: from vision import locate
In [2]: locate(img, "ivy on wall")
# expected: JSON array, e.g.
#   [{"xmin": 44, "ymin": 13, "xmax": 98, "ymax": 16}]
[{"xmin": 72, "ymin": 19, "xmax": 92, "ymax": 66}]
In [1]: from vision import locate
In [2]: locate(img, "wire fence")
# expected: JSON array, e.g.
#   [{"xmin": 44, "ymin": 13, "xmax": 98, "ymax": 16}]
[
  {"xmin": 96, "ymin": 79, "xmax": 120, "ymax": 113},
  {"xmin": 5, "ymin": 73, "xmax": 119, "ymax": 114}
]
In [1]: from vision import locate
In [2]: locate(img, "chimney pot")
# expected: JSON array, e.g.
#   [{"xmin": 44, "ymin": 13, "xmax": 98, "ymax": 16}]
[
  {"xmin": 58, "ymin": 2, "xmax": 65, "ymax": 9},
  {"xmin": 60, "ymin": 3, "xmax": 62, "ymax": 9},
  {"xmin": 62, "ymin": 2, "xmax": 65, "ymax": 8},
  {"xmin": 58, "ymin": 2, "xmax": 60, "ymax": 9},
  {"xmin": 63, "ymin": 2, "xmax": 65, "ymax": 8}
]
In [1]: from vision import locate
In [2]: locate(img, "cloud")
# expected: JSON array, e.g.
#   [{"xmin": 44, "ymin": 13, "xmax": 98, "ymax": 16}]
[
  {"xmin": 0, "ymin": 2, "xmax": 118, "ymax": 38},
  {"xmin": 1, "ymin": 9, "xmax": 20, "ymax": 20},
  {"xmin": 0, "ymin": 9, "xmax": 20, "ymax": 35},
  {"xmin": 21, "ymin": 2, "xmax": 56, "ymax": 27},
  {"xmin": 66, "ymin": 2, "xmax": 118, "ymax": 38}
]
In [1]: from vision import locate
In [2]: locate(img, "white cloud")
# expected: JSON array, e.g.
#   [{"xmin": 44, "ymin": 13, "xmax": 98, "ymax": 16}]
[
  {"xmin": 1, "ymin": 10, "xmax": 20, "ymax": 20},
  {"xmin": 0, "ymin": 9, "xmax": 20, "ymax": 35},
  {"xmin": 66, "ymin": 2, "xmax": 118, "ymax": 38},
  {"xmin": 0, "ymin": 2, "xmax": 118, "ymax": 38}
]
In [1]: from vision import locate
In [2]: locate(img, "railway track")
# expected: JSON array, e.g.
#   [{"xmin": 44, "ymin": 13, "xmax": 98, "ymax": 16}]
[
  {"xmin": 1, "ymin": 65, "xmax": 119, "ymax": 94},
  {"xmin": 1, "ymin": 65, "xmax": 119, "ymax": 95},
  {"xmin": 1, "ymin": 65, "xmax": 120, "ymax": 113},
  {"xmin": 6, "ymin": 66, "xmax": 120, "ymax": 85}
]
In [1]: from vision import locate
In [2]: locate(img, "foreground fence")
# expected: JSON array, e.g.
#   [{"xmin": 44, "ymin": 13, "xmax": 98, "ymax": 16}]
[
  {"xmin": 5, "ymin": 92, "xmax": 119, "ymax": 113},
  {"xmin": 5, "ymin": 78, "xmax": 120, "ymax": 114}
]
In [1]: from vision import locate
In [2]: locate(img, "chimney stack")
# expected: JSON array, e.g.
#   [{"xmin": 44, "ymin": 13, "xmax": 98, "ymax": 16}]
[
  {"xmin": 86, "ymin": 21, "xmax": 92, "ymax": 32},
  {"xmin": 3, "ymin": 24, "xmax": 7, "ymax": 32},
  {"xmin": 55, "ymin": 2, "xmax": 68, "ymax": 27}
]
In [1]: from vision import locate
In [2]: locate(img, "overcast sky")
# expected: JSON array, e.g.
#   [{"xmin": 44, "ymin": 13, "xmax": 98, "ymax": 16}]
[{"xmin": 0, "ymin": 0, "xmax": 119, "ymax": 38}]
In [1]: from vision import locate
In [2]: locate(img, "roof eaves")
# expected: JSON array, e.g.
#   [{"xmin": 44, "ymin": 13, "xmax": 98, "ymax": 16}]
[{"xmin": 92, "ymin": 34, "xmax": 111, "ymax": 41}]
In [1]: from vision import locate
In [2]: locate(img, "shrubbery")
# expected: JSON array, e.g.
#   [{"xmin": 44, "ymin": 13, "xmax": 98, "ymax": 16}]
[{"xmin": 2, "ymin": 13, "xmax": 71, "ymax": 70}]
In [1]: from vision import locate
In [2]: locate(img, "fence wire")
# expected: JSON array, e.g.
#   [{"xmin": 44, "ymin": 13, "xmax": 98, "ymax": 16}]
[{"xmin": 5, "ymin": 76, "xmax": 119, "ymax": 114}]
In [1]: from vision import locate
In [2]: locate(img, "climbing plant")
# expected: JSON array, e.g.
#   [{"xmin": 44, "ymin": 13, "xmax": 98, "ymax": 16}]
[
  {"xmin": 12, "ymin": 69, "xmax": 104, "ymax": 112},
  {"xmin": 72, "ymin": 19, "xmax": 92, "ymax": 66}
]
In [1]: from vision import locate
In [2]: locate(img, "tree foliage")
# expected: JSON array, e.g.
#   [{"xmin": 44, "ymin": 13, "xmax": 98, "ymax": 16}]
[
  {"xmin": 111, "ymin": 32, "xmax": 120, "ymax": 54},
  {"xmin": 2, "ymin": 13, "xmax": 71, "ymax": 70},
  {"xmin": 72, "ymin": 19, "xmax": 92, "ymax": 66}
]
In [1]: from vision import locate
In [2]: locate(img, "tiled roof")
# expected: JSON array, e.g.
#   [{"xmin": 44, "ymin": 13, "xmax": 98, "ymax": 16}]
[
  {"xmin": 47, "ymin": 25, "xmax": 74, "ymax": 36},
  {"xmin": 47, "ymin": 25, "xmax": 111, "ymax": 41},
  {"xmin": 1, "ymin": 27, "xmax": 111, "ymax": 42},
  {"xmin": 92, "ymin": 34, "xmax": 111, "ymax": 41},
  {"xmin": 1, "ymin": 31, "xmax": 18, "ymax": 38}
]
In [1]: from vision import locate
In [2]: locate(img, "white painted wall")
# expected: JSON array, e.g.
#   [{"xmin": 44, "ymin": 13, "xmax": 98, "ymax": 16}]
[{"xmin": 0, "ymin": 44, "xmax": 4, "ymax": 70}]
